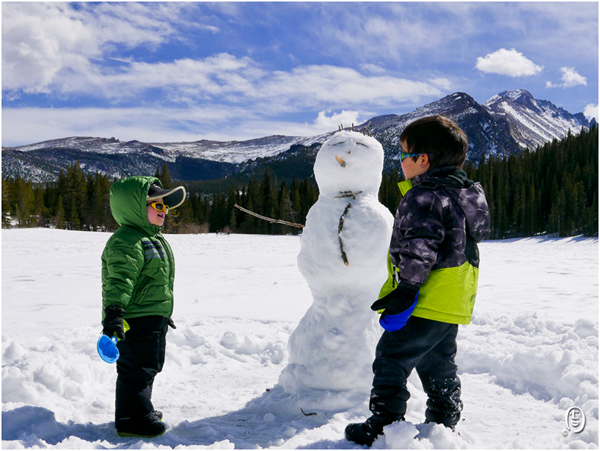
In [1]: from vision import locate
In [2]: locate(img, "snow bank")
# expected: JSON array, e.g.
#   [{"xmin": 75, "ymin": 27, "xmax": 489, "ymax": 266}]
[{"xmin": 461, "ymin": 315, "xmax": 598, "ymax": 406}]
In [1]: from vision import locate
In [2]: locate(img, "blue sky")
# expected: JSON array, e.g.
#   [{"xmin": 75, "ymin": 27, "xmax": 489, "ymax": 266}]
[{"xmin": 2, "ymin": 2, "xmax": 598, "ymax": 147}]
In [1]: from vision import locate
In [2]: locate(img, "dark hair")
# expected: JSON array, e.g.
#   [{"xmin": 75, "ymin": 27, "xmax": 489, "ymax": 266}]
[{"xmin": 400, "ymin": 115, "xmax": 468, "ymax": 169}]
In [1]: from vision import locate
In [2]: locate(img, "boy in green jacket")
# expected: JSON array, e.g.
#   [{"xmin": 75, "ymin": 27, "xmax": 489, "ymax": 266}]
[{"xmin": 101, "ymin": 175, "xmax": 186, "ymax": 437}]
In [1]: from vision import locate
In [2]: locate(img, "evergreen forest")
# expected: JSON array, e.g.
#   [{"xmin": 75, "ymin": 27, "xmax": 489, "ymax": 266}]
[{"xmin": 3, "ymin": 124, "xmax": 597, "ymax": 239}]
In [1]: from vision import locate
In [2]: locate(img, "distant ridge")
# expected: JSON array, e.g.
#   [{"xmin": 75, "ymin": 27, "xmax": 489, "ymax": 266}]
[{"xmin": 2, "ymin": 89, "xmax": 590, "ymax": 183}]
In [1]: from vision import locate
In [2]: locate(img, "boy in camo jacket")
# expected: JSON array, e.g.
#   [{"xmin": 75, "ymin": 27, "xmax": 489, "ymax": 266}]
[{"xmin": 346, "ymin": 115, "xmax": 491, "ymax": 446}]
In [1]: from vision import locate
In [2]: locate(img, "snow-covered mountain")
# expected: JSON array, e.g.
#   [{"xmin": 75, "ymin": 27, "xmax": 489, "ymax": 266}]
[
  {"xmin": 2, "ymin": 90, "xmax": 590, "ymax": 182},
  {"xmin": 484, "ymin": 89, "xmax": 591, "ymax": 150},
  {"xmin": 1, "ymin": 135, "xmax": 330, "ymax": 183},
  {"xmin": 365, "ymin": 92, "xmax": 519, "ymax": 171},
  {"xmin": 6, "ymin": 135, "xmax": 329, "ymax": 165}
]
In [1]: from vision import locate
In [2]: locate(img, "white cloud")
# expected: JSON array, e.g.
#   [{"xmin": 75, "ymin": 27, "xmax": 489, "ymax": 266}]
[
  {"xmin": 260, "ymin": 65, "xmax": 444, "ymax": 110},
  {"xmin": 2, "ymin": 2, "xmax": 447, "ymax": 113},
  {"xmin": 2, "ymin": 106, "xmax": 261, "ymax": 146},
  {"xmin": 313, "ymin": 110, "xmax": 362, "ymax": 131},
  {"xmin": 1, "ymin": 3, "xmax": 203, "ymax": 93},
  {"xmin": 2, "ymin": 50, "xmax": 448, "ymax": 146},
  {"xmin": 2, "ymin": 106, "xmax": 366, "ymax": 146},
  {"xmin": 475, "ymin": 48, "xmax": 544, "ymax": 77},
  {"xmin": 77, "ymin": 54, "xmax": 264, "ymax": 100},
  {"xmin": 5, "ymin": 44, "xmax": 446, "ymax": 114},
  {"xmin": 547, "ymin": 67, "xmax": 587, "ymax": 88},
  {"xmin": 428, "ymin": 77, "xmax": 453, "ymax": 90},
  {"xmin": 197, "ymin": 24, "xmax": 221, "ymax": 34},
  {"xmin": 562, "ymin": 67, "xmax": 587, "ymax": 87},
  {"xmin": 360, "ymin": 64, "xmax": 386, "ymax": 74},
  {"xmin": 314, "ymin": 4, "xmax": 474, "ymax": 64},
  {"xmin": 584, "ymin": 104, "xmax": 598, "ymax": 120},
  {"xmin": 2, "ymin": 3, "xmax": 87, "ymax": 93}
]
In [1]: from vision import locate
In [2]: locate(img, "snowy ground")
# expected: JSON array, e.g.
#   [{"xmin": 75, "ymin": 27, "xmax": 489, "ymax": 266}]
[{"xmin": 2, "ymin": 229, "xmax": 598, "ymax": 449}]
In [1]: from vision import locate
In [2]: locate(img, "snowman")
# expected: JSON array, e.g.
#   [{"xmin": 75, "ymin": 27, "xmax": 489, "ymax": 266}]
[{"xmin": 279, "ymin": 130, "xmax": 394, "ymax": 407}]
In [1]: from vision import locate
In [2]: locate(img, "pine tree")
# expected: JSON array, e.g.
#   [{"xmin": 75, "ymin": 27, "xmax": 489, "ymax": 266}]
[
  {"xmin": 159, "ymin": 163, "xmax": 173, "ymax": 188},
  {"xmin": 33, "ymin": 187, "xmax": 46, "ymax": 227},
  {"xmin": 14, "ymin": 177, "xmax": 34, "ymax": 227},
  {"xmin": 260, "ymin": 169, "xmax": 275, "ymax": 234},
  {"xmin": 86, "ymin": 173, "xmax": 103, "ymax": 231},
  {"xmin": 290, "ymin": 177, "xmax": 302, "ymax": 223},
  {"xmin": 53, "ymin": 195, "xmax": 66, "ymax": 229},
  {"xmin": 2, "ymin": 178, "xmax": 12, "ymax": 228},
  {"xmin": 278, "ymin": 180, "xmax": 292, "ymax": 222}
]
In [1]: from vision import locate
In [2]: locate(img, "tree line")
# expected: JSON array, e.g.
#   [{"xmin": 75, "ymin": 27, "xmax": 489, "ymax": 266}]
[
  {"xmin": 1, "ymin": 163, "xmax": 319, "ymax": 235},
  {"xmin": 463, "ymin": 124, "xmax": 598, "ymax": 238},
  {"xmin": 2, "ymin": 123, "xmax": 597, "ymax": 238}
]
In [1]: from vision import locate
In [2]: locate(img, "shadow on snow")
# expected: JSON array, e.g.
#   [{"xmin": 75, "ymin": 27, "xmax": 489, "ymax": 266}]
[{"xmin": 2, "ymin": 386, "xmax": 355, "ymax": 448}]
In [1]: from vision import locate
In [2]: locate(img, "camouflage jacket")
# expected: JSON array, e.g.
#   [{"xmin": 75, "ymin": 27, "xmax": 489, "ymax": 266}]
[{"xmin": 379, "ymin": 166, "xmax": 491, "ymax": 325}]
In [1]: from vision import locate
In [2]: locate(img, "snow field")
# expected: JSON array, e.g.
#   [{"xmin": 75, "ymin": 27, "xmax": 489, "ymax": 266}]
[{"xmin": 2, "ymin": 229, "xmax": 598, "ymax": 448}]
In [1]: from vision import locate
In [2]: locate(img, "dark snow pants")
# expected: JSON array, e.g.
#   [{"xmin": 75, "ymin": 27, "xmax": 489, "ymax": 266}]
[
  {"xmin": 370, "ymin": 315, "xmax": 463, "ymax": 428},
  {"xmin": 115, "ymin": 316, "xmax": 169, "ymax": 423}
]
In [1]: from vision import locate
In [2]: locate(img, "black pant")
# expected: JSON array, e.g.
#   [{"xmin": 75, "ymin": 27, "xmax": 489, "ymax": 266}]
[
  {"xmin": 370, "ymin": 316, "xmax": 462, "ymax": 428},
  {"xmin": 115, "ymin": 316, "xmax": 168, "ymax": 423}
]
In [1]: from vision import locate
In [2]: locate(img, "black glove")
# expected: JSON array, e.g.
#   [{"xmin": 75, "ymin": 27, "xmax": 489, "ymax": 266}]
[
  {"xmin": 168, "ymin": 318, "xmax": 176, "ymax": 329},
  {"xmin": 371, "ymin": 283, "xmax": 420, "ymax": 316},
  {"xmin": 102, "ymin": 305, "xmax": 126, "ymax": 340}
]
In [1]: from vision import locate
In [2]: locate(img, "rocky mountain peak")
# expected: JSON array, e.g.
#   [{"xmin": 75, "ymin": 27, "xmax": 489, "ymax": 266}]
[
  {"xmin": 484, "ymin": 89, "xmax": 538, "ymax": 111},
  {"xmin": 499, "ymin": 89, "xmax": 534, "ymax": 102},
  {"xmin": 484, "ymin": 89, "xmax": 589, "ymax": 150},
  {"xmin": 418, "ymin": 92, "xmax": 480, "ymax": 114}
]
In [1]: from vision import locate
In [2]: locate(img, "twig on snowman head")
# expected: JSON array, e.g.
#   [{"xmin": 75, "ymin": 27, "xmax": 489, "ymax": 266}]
[
  {"xmin": 337, "ymin": 122, "xmax": 373, "ymax": 136},
  {"xmin": 362, "ymin": 122, "xmax": 372, "ymax": 137},
  {"xmin": 234, "ymin": 204, "xmax": 305, "ymax": 228}
]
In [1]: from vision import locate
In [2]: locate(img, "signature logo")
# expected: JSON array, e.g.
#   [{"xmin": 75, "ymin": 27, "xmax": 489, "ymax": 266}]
[{"xmin": 562, "ymin": 407, "xmax": 586, "ymax": 436}]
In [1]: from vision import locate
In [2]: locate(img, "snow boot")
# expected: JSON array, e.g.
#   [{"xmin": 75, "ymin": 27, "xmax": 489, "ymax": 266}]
[
  {"xmin": 345, "ymin": 417, "xmax": 390, "ymax": 446},
  {"xmin": 424, "ymin": 397, "xmax": 462, "ymax": 431},
  {"xmin": 116, "ymin": 413, "xmax": 167, "ymax": 438}
]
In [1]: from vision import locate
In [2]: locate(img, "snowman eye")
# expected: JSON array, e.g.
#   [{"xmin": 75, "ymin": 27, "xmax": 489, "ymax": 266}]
[
  {"xmin": 356, "ymin": 142, "xmax": 369, "ymax": 148},
  {"xmin": 331, "ymin": 141, "xmax": 345, "ymax": 147},
  {"xmin": 347, "ymin": 151, "xmax": 351, "ymax": 154}
]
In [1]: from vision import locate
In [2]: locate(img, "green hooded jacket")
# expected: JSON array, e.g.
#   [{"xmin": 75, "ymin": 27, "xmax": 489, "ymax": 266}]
[{"xmin": 101, "ymin": 176, "xmax": 175, "ymax": 320}]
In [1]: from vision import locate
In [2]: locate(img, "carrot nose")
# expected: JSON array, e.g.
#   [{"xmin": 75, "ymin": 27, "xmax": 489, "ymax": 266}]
[{"xmin": 335, "ymin": 156, "xmax": 346, "ymax": 167}]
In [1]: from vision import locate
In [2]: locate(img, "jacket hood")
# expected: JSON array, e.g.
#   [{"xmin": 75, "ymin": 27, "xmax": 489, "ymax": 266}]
[
  {"xmin": 410, "ymin": 167, "xmax": 491, "ymax": 243},
  {"xmin": 110, "ymin": 176, "xmax": 163, "ymax": 235}
]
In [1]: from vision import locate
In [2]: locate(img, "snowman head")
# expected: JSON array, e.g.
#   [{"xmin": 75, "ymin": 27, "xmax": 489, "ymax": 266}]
[{"xmin": 314, "ymin": 130, "xmax": 384, "ymax": 197}]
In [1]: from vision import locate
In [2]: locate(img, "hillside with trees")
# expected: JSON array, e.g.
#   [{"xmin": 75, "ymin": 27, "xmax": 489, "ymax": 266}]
[{"xmin": 3, "ymin": 124, "xmax": 597, "ymax": 238}]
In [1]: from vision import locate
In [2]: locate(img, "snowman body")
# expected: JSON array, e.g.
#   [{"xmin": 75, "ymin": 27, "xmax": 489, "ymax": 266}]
[{"xmin": 279, "ymin": 131, "xmax": 394, "ymax": 397}]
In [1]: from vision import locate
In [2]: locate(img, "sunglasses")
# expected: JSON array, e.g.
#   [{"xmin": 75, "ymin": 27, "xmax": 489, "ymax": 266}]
[
  {"xmin": 399, "ymin": 152, "xmax": 423, "ymax": 162},
  {"xmin": 147, "ymin": 202, "xmax": 169, "ymax": 214}
]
